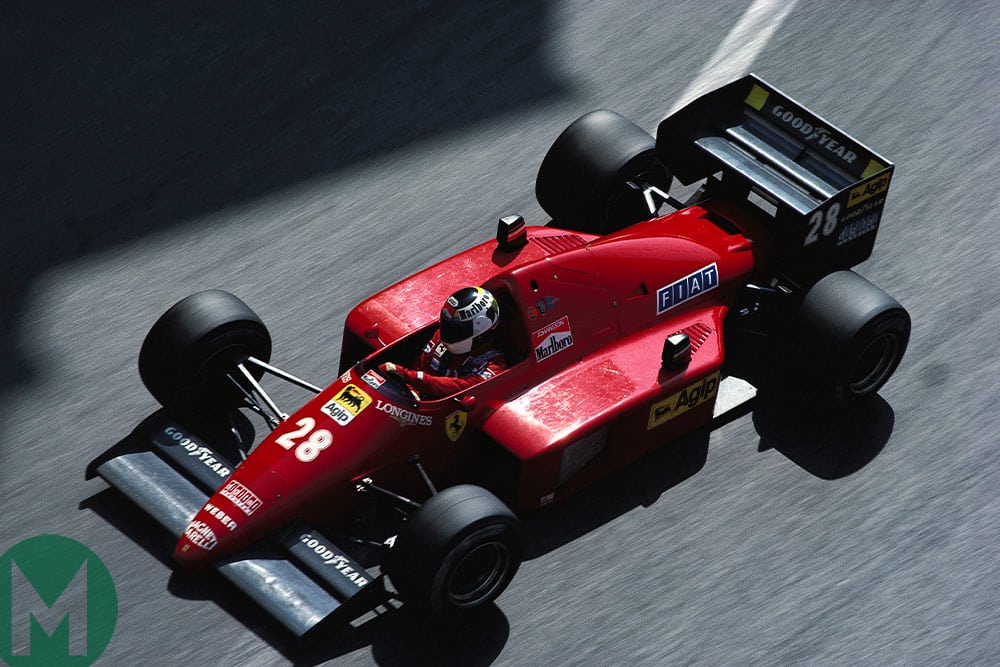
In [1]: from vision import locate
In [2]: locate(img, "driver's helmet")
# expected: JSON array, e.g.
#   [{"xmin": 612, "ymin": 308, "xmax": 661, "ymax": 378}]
[{"xmin": 440, "ymin": 286, "xmax": 500, "ymax": 355}]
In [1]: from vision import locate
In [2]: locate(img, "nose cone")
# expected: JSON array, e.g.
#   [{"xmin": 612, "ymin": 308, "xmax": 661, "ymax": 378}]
[
  {"xmin": 173, "ymin": 463, "xmax": 288, "ymax": 570},
  {"xmin": 171, "ymin": 374, "xmax": 406, "ymax": 569},
  {"xmin": 174, "ymin": 494, "xmax": 246, "ymax": 568}
]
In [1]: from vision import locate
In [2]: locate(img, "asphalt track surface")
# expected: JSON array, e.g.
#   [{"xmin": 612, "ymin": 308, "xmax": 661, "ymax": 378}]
[{"xmin": 3, "ymin": 1, "xmax": 999, "ymax": 664}]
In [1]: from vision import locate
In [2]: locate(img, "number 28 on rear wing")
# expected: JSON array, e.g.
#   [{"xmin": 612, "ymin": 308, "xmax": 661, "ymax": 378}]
[{"xmin": 656, "ymin": 74, "xmax": 894, "ymax": 283}]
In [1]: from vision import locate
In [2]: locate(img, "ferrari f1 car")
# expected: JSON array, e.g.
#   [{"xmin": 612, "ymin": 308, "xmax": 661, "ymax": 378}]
[{"xmin": 87, "ymin": 75, "xmax": 909, "ymax": 637}]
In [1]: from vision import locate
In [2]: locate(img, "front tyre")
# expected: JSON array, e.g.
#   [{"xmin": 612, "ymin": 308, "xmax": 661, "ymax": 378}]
[
  {"xmin": 138, "ymin": 290, "xmax": 271, "ymax": 418},
  {"xmin": 384, "ymin": 485, "xmax": 523, "ymax": 614},
  {"xmin": 795, "ymin": 271, "xmax": 910, "ymax": 407}
]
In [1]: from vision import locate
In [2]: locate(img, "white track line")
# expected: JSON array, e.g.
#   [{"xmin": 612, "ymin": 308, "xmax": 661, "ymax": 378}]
[{"xmin": 669, "ymin": 0, "xmax": 799, "ymax": 114}]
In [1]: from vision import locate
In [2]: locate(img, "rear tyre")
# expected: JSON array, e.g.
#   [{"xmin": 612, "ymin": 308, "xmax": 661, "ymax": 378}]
[
  {"xmin": 535, "ymin": 109, "xmax": 668, "ymax": 234},
  {"xmin": 384, "ymin": 485, "xmax": 522, "ymax": 614},
  {"xmin": 138, "ymin": 290, "xmax": 271, "ymax": 418},
  {"xmin": 794, "ymin": 271, "xmax": 910, "ymax": 407}
]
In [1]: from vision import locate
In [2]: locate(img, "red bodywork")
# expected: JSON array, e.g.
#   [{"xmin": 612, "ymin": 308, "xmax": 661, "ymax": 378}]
[{"xmin": 174, "ymin": 201, "xmax": 772, "ymax": 568}]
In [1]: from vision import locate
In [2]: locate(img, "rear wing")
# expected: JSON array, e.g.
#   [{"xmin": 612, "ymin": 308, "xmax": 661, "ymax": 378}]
[{"xmin": 656, "ymin": 74, "xmax": 894, "ymax": 283}]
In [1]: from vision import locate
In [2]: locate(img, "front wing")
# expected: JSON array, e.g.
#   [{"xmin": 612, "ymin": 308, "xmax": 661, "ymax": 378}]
[{"xmin": 86, "ymin": 414, "xmax": 386, "ymax": 638}]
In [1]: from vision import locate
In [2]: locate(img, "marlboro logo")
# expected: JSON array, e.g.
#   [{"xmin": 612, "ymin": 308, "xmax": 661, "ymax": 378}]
[{"xmin": 533, "ymin": 316, "xmax": 574, "ymax": 361}]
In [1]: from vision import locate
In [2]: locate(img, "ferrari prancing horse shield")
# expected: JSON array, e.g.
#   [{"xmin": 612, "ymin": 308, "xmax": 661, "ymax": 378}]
[{"xmin": 445, "ymin": 410, "xmax": 467, "ymax": 442}]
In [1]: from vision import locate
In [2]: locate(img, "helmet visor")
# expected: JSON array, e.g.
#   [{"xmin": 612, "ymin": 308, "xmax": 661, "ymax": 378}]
[{"xmin": 440, "ymin": 317, "xmax": 475, "ymax": 345}]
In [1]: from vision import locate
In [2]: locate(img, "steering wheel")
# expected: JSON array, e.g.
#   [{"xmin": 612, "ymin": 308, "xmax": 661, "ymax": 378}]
[{"xmin": 375, "ymin": 366, "xmax": 422, "ymax": 402}]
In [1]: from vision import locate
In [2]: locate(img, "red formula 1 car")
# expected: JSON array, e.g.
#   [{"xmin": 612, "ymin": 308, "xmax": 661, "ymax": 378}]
[{"xmin": 88, "ymin": 75, "xmax": 909, "ymax": 637}]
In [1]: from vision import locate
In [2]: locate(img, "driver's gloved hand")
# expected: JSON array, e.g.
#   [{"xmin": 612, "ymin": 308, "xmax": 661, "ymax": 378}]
[{"xmin": 377, "ymin": 362, "xmax": 420, "ymax": 383}]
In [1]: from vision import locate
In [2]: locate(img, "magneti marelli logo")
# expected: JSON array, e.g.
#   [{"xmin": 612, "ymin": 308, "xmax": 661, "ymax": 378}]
[{"xmin": 1, "ymin": 535, "xmax": 117, "ymax": 666}]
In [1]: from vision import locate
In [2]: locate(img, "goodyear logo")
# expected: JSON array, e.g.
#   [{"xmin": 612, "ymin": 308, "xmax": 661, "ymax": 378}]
[
  {"xmin": 322, "ymin": 384, "xmax": 372, "ymax": 426},
  {"xmin": 848, "ymin": 173, "xmax": 890, "ymax": 208},
  {"xmin": 647, "ymin": 371, "xmax": 721, "ymax": 430}
]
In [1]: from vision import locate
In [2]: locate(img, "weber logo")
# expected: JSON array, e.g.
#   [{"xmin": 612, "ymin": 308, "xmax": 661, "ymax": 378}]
[
  {"xmin": 532, "ymin": 316, "xmax": 574, "ymax": 361},
  {"xmin": 656, "ymin": 263, "xmax": 718, "ymax": 314},
  {"xmin": 204, "ymin": 503, "xmax": 237, "ymax": 532}
]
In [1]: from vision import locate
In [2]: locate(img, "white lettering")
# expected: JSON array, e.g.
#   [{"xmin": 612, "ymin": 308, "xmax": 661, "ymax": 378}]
[
  {"xmin": 219, "ymin": 480, "xmax": 262, "ymax": 515},
  {"xmin": 534, "ymin": 332, "xmax": 574, "ymax": 360},
  {"xmin": 298, "ymin": 533, "xmax": 369, "ymax": 587},
  {"xmin": 164, "ymin": 427, "xmax": 231, "ymax": 476},
  {"xmin": 184, "ymin": 521, "xmax": 217, "ymax": 550},
  {"xmin": 204, "ymin": 503, "xmax": 238, "ymax": 531},
  {"xmin": 374, "ymin": 400, "xmax": 433, "ymax": 426},
  {"xmin": 771, "ymin": 105, "xmax": 857, "ymax": 165},
  {"xmin": 836, "ymin": 213, "xmax": 879, "ymax": 246}
]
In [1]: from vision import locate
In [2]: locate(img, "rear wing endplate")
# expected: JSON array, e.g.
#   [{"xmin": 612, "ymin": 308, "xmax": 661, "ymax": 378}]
[{"xmin": 656, "ymin": 74, "xmax": 894, "ymax": 282}]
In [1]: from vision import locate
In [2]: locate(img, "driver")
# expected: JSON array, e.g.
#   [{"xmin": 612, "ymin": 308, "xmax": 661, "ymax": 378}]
[{"xmin": 378, "ymin": 286, "xmax": 508, "ymax": 399}]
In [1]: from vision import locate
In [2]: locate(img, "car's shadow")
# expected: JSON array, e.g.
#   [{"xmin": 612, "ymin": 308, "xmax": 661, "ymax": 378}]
[
  {"xmin": 752, "ymin": 389, "xmax": 894, "ymax": 479},
  {"xmin": 81, "ymin": 373, "xmax": 894, "ymax": 661},
  {"xmin": 520, "ymin": 426, "xmax": 713, "ymax": 559},
  {"xmin": 726, "ymin": 330, "xmax": 895, "ymax": 480},
  {"xmin": 81, "ymin": 478, "xmax": 511, "ymax": 666},
  {"xmin": 292, "ymin": 604, "xmax": 511, "ymax": 667}
]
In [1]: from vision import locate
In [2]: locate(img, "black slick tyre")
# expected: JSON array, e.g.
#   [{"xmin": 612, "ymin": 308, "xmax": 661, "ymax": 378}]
[
  {"xmin": 138, "ymin": 290, "xmax": 271, "ymax": 418},
  {"xmin": 535, "ymin": 109, "xmax": 665, "ymax": 234},
  {"xmin": 794, "ymin": 271, "xmax": 910, "ymax": 407},
  {"xmin": 384, "ymin": 485, "xmax": 523, "ymax": 614}
]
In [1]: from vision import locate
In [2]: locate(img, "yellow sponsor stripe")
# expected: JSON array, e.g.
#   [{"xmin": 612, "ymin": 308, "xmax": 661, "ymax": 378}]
[
  {"xmin": 647, "ymin": 371, "xmax": 721, "ymax": 430},
  {"xmin": 847, "ymin": 173, "xmax": 891, "ymax": 208}
]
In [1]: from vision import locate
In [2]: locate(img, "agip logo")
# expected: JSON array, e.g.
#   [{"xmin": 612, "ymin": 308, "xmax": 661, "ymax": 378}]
[
  {"xmin": 1, "ymin": 535, "xmax": 117, "ymax": 666},
  {"xmin": 647, "ymin": 371, "xmax": 721, "ymax": 430},
  {"xmin": 322, "ymin": 384, "xmax": 372, "ymax": 426}
]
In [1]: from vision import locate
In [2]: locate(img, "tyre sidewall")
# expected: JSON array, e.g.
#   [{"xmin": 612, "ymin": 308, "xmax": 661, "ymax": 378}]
[
  {"xmin": 138, "ymin": 290, "xmax": 271, "ymax": 417},
  {"xmin": 535, "ymin": 110, "xmax": 663, "ymax": 233},
  {"xmin": 792, "ymin": 271, "xmax": 910, "ymax": 407},
  {"xmin": 830, "ymin": 308, "xmax": 909, "ymax": 405},
  {"xmin": 427, "ymin": 520, "xmax": 521, "ymax": 612},
  {"xmin": 385, "ymin": 485, "xmax": 523, "ymax": 614}
]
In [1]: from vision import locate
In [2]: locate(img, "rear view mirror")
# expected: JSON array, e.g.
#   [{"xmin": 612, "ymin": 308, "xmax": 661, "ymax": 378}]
[{"xmin": 661, "ymin": 332, "xmax": 691, "ymax": 369}]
